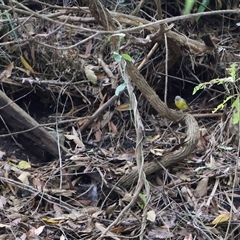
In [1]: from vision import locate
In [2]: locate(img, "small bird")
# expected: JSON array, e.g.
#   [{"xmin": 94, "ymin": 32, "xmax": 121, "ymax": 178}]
[{"xmin": 174, "ymin": 95, "xmax": 189, "ymax": 111}]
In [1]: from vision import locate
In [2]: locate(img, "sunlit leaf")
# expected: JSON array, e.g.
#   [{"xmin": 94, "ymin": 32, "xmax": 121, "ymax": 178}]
[
  {"xmin": 122, "ymin": 54, "xmax": 132, "ymax": 62},
  {"xmin": 42, "ymin": 218, "xmax": 62, "ymax": 224},
  {"xmin": 228, "ymin": 63, "xmax": 237, "ymax": 79},
  {"xmin": 212, "ymin": 213, "xmax": 230, "ymax": 225},
  {"xmin": 20, "ymin": 56, "xmax": 35, "ymax": 73},
  {"xmin": 212, "ymin": 96, "xmax": 233, "ymax": 113},
  {"xmin": 233, "ymin": 110, "xmax": 239, "ymax": 125},
  {"xmin": 192, "ymin": 83, "xmax": 205, "ymax": 95},
  {"xmin": 18, "ymin": 160, "xmax": 31, "ymax": 169},
  {"xmin": 232, "ymin": 96, "xmax": 240, "ymax": 124}
]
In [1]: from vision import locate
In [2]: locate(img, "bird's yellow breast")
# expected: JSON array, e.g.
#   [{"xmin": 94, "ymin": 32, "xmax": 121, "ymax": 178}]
[{"xmin": 174, "ymin": 96, "xmax": 189, "ymax": 111}]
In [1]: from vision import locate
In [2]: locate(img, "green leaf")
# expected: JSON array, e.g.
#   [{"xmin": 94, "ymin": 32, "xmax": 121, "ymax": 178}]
[
  {"xmin": 232, "ymin": 96, "xmax": 239, "ymax": 108},
  {"xmin": 233, "ymin": 110, "xmax": 239, "ymax": 124},
  {"xmin": 183, "ymin": 0, "xmax": 196, "ymax": 15},
  {"xmin": 228, "ymin": 63, "xmax": 237, "ymax": 79},
  {"xmin": 212, "ymin": 96, "xmax": 233, "ymax": 113},
  {"xmin": 195, "ymin": 0, "xmax": 210, "ymax": 22},
  {"xmin": 122, "ymin": 54, "xmax": 132, "ymax": 62},
  {"xmin": 192, "ymin": 83, "xmax": 205, "ymax": 95},
  {"xmin": 113, "ymin": 52, "xmax": 122, "ymax": 62},
  {"xmin": 18, "ymin": 160, "xmax": 31, "ymax": 169},
  {"xmin": 115, "ymin": 83, "xmax": 126, "ymax": 96},
  {"xmin": 232, "ymin": 96, "xmax": 240, "ymax": 124},
  {"xmin": 139, "ymin": 193, "xmax": 147, "ymax": 206}
]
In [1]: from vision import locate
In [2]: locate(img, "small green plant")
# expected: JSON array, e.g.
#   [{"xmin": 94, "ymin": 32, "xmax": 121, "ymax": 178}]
[
  {"xmin": 108, "ymin": 33, "xmax": 132, "ymax": 62},
  {"xmin": 183, "ymin": 0, "xmax": 210, "ymax": 22},
  {"xmin": 193, "ymin": 63, "xmax": 240, "ymax": 124},
  {"xmin": 108, "ymin": 33, "xmax": 132, "ymax": 96},
  {"xmin": 195, "ymin": 0, "xmax": 210, "ymax": 22},
  {"xmin": 137, "ymin": 193, "xmax": 147, "ymax": 209},
  {"xmin": 183, "ymin": 0, "xmax": 196, "ymax": 15}
]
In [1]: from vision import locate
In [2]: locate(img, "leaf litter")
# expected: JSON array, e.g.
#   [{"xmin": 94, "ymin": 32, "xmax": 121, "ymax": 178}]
[{"xmin": 0, "ymin": 1, "xmax": 239, "ymax": 239}]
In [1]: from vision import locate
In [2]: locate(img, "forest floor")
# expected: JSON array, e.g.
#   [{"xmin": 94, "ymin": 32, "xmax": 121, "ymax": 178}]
[{"xmin": 0, "ymin": 1, "xmax": 240, "ymax": 239}]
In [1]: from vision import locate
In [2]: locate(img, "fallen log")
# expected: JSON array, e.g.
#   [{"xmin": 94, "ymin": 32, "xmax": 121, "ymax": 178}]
[{"xmin": 0, "ymin": 90, "xmax": 67, "ymax": 161}]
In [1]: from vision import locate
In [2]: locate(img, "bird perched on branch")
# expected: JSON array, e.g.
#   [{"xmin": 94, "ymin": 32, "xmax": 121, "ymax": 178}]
[{"xmin": 174, "ymin": 95, "xmax": 189, "ymax": 111}]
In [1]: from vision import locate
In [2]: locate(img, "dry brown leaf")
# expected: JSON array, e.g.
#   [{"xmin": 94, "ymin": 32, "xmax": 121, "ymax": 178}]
[
  {"xmin": 83, "ymin": 207, "xmax": 100, "ymax": 215},
  {"xmin": 95, "ymin": 222, "xmax": 120, "ymax": 240},
  {"xmin": 53, "ymin": 204, "xmax": 63, "ymax": 218},
  {"xmin": 116, "ymin": 103, "xmax": 131, "ymax": 111},
  {"xmin": 84, "ymin": 66, "xmax": 97, "ymax": 84},
  {"xmin": 0, "ymin": 223, "xmax": 11, "ymax": 228},
  {"xmin": 0, "ymin": 62, "xmax": 14, "ymax": 80},
  {"xmin": 184, "ymin": 233, "xmax": 193, "ymax": 240},
  {"xmin": 149, "ymin": 134, "xmax": 160, "ymax": 143},
  {"xmin": 148, "ymin": 227, "xmax": 174, "ymax": 239},
  {"xmin": 65, "ymin": 134, "xmax": 85, "ymax": 148},
  {"xmin": 85, "ymin": 39, "xmax": 93, "ymax": 55},
  {"xmin": 79, "ymin": 199, "xmax": 92, "ymax": 206},
  {"xmin": 5, "ymin": 62, "xmax": 14, "ymax": 78},
  {"xmin": 101, "ymin": 111, "xmax": 113, "ymax": 128},
  {"xmin": 147, "ymin": 210, "xmax": 156, "ymax": 222},
  {"xmin": 109, "ymin": 121, "xmax": 118, "ymax": 134},
  {"xmin": 105, "ymin": 203, "xmax": 116, "ymax": 217},
  {"xmin": 0, "ymin": 196, "xmax": 7, "ymax": 210},
  {"xmin": 110, "ymin": 225, "xmax": 125, "ymax": 234},
  {"xmin": 99, "ymin": 93, "xmax": 107, "ymax": 107},
  {"xmin": 195, "ymin": 177, "xmax": 209, "ymax": 197},
  {"xmin": 116, "ymin": 152, "xmax": 135, "ymax": 161},
  {"xmin": 122, "ymin": 193, "xmax": 133, "ymax": 202},
  {"xmin": 26, "ymin": 225, "xmax": 45, "ymax": 239},
  {"xmin": 96, "ymin": 72, "xmax": 106, "ymax": 81},
  {"xmin": 150, "ymin": 148, "xmax": 164, "ymax": 156},
  {"xmin": 32, "ymin": 178, "xmax": 43, "ymax": 191},
  {"xmin": 94, "ymin": 129, "xmax": 102, "ymax": 142},
  {"xmin": 18, "ymin": 171, "xmax": 31, "ymax": 185}
]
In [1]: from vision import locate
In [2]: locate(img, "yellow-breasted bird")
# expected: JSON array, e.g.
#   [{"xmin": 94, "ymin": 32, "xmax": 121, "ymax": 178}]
[{"xmin": 174, "ymin": 95, "xmax": 189, "ymax": 111}]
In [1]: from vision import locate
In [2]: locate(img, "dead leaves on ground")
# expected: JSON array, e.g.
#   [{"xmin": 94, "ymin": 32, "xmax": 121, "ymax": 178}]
[{"xmin": 1, "ymin": 124, "xmax": 240, "ymax": 239}]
